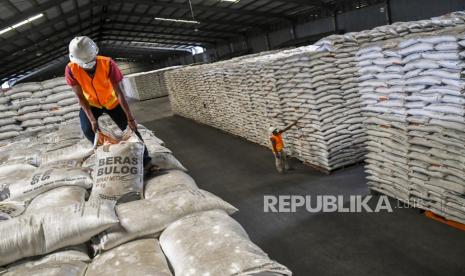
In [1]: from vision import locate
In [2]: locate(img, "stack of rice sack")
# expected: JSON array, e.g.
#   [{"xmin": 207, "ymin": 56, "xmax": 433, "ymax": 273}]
[
  {"xmin": 167, "ymin": 45, "xmax": 367, "ymax": 172},
  {"xmin": 166, "ymin": 11, "xmax": 465, "ymax": 173},
  {"xmin": 0, "ymin": 77, "xmax": 80, "ymax": 142},
  {"xmin": 123, "ymin": 66, "xmax": 181, "ymax": 101},
  {"xmin": 0, "ymin": 119, "xmax": 292, "ymax": 275},
  {"xmin": 270, "ymin": 46, "xmax": 366, "ymax": 171},
  {"xmin": 357, "ymin": 40, "xmax": 411, "ymax": 202},
  {"xmin": 358, "ymin": 26, "xmax": 465, "ymax": 224},
  {"xmin": 168, "ymin": 52, "xmax": 287, "ymax": 148},
  {"xmin": 41, "ymin": 77, "xmax": 80, "ymax": 125}
]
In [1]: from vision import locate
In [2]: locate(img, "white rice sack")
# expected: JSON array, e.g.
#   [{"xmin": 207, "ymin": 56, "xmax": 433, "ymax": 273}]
[
  {"xmin": 31, "ymin": 89, "xmax": 53, "ymax": 98},
  {"xmin": 62, "ymin": 111, "xmax": 79, "ymax": 120},
  {"xmin": 11, "ymin": 98, "xmax": 41, "ymax": 108},
  {"xmin": 0, "ymin": 163, "xmax": 36, "ymax": 180},
  {"xmin": 16, "ymin": 111, "xmax": 48, "ymax": 122},
  {"xmin": 85, "ymin": 239, "xmax": 172, "ymax": 276},
  {"xmin": 57, "ymin": 98, "xmax": 77, "ymax": 107},
  {"xmin": 399, "ymin": 43, "xmax": 434, "ymax": 56},
  {"xmin": 1, "ymin": 167, "xmax": 92, "ymax": 202},
  {"xmin": 38, "ymin": 159, "xmax": 82, "ymax": 170},
  {"xmin": 144, "ymin": 170, "xmax": 198, "ymax": 199},
  {"xmin": 3, "ymin": 258, "xmax": 87, "ymax": 276},
  {"xmin": 52, "ymin": 85, "xmax": 71, "ymax": 94},
  {"xmin": 0, "ymin": 118, "xmax": 16, "ymax": 127},
  {"xmin": 3, "ymin": 147, "xmax": 43, "ymax": 167},
  {"xmin": 0, "ymin": 201, "xmax": 26, "ymax": 220},
  {"xmin": 0, "ymin": 199, "xmax": 118, "ymax": 266},
  {"xmin": 92, "ymin": 189, "xmax": 238, "ymax": 251},
  {"xmin": 0, "ymin": 131, "xmax": 19, "ymax": 140},
  {"xmin": 42, "ymin": 77, "xmax": 67, "ymax": 89},
  {"xmin": 151, "ymin": 152, "xmax": 187, "ymax": 171},
  {"xmin": 25, "ymin": 186, "xmax": 87, "ymax": 215},
  {"xmin": 0, "ymin": 95, "xmax": 10, "ymax": 104},
  {"xmin": 91, "ymin": 140, "xmax": 144, "ymax": 203},
  {"xmin": 9, "ymin": 92, "xmax": 32, "ymax": 100},
  {"xmin": 3, "ymin": 251, "xmax": 88, "ymax": 276},
  {"xmin": 17, "ymin": 105, "xmax": 42, "ymax": 115},
  {"xmin": 41, "ymin": 139, "xmax": 93, "ymax": 164},
  {"xmin": 41, "ymin": 102, "xmax": 59, "ymax": 111},
  {"xmin": 20, "ymin": 119, "xmax": 43, "ymax": 128},
  {"xmin": 7, "ymin": 82, "xmax": 42, "ymax": 94},
  {"xmin": 0, "ymin": 111, "xmax": 17, "ymax": 119},
  {"xmin": 42, "ymin": 116, "xmax": 63, "ymax": 124},
  {"xmin": 160, "ymin": 210, "xmax": 292, "ymax": 276}
]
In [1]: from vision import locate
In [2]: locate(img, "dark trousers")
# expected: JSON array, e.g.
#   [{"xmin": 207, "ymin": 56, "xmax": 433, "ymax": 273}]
[{"xmin": 79, "ymin": 105, "xmax": 151, "ymax": 164}]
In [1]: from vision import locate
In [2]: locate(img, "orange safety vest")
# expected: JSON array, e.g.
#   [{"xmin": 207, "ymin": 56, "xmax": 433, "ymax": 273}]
[
  {"xmin": 271, "ymin": 133, "xmax": 284, "ymax": 152},
  {"xmin": 68, "ymin": 56, "xmax": 119, "ymax": 109}
]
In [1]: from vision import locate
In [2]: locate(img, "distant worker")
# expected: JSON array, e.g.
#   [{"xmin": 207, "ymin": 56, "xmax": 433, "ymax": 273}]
[
  {"xmin": 269, "ymin": 121, "xmax": 298, "ymax": 173},
  {"xmin": 65, "ymin": 36, "xmax": 153, "ymax": 170}
]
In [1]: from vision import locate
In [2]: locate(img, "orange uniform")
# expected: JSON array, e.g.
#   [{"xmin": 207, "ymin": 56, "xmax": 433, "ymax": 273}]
[
  {"xmin": 68, "ymin": 56, "xmax": 119, "ymax": 109},
  {"xmin": 271, "ymin": 133, "xmax": 284, "ymax": 152}
]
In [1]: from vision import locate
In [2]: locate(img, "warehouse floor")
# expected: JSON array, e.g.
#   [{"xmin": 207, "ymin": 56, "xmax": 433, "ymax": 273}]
[{"xmin": 133, "ymin": 97, "xmax": 465, "ymax": 276}]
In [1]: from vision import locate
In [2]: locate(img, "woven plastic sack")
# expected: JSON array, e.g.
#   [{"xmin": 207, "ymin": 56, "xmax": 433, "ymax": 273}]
[
  {"xmin": 3, "ymin": 247, "xmax": 89, "ymax": 276},
  {"xmin": 0, "ymin": 199, "xmax": 118, "ymax": 266},
  {"xmin": 0, "ymin": 167, "xmax": 92, "ymax": 202},
  {"xmin": 144, "ymin": 170, "xmax": 197, "ymax": 199},
  {"xmin": 90, "ymin": 140, "xmax": 144, "ymax": 202},
  {"xmin": 151, "ymin": 152, "xmax": 187, "ymax": 171},
  {"xmin": 160, "ymin": 210, "xmax": 292, "ymax": 276},
  {"xmin": 86, "ymin": 239, "xmax": 172, "ymax": 276},
  {"xmin": 92, "ymin": 188, "xmax": 237, "ymax": 251},
  {"xmin": 25, "ymin": 186, "xmax": 87, "ymax": 215},
  {"xmin": 41, "ymin": 139, "xmax": 93, "ymax": 164},
  {"xmin": 0, "ymin": 201, "xmax": 26, "ymax": 220}
]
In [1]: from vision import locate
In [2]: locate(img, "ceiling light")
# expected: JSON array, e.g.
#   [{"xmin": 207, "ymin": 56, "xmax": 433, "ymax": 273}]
[
  {"xmin": 129, "ymin": 41, "xmax": 192, "ymax": 51},
  {"xmin": 0, "ymin": 13, "xmax": 44, "ymax": 35},
  {"xmin": 154, "ymin": 17, "xmax": 200, "ymax": 24},
  {"xmin": 220, "ymin": 0, "xmax": 240, "ymax": 2}
]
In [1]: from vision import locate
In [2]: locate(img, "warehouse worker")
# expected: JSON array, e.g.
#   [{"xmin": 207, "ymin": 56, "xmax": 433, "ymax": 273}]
[
  {"xmin": 65, "ymin": 36, "xmax": 153, "ymax": 170},
  {"xmin": 269, "ymin": 121, "xmax": 297, "ymax": 173}
]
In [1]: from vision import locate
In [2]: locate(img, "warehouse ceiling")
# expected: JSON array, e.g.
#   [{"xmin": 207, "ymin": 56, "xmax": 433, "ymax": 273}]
[{"xmin": 0, "ymin": 0, "xmax": 340, "ymax": 84}]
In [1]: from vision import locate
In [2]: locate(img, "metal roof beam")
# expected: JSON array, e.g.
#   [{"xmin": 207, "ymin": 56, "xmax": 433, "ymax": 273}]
[
  {"xmin": 95, "ymin": 0, "xmax": 290, "ymax": 20},
  {"xmin": 0, "ymin": 0, "xmax": 63, "ymax": 30},
  {"xmin": 98, "ymin": 37, "xmax": 207, "ymax": 47},
  {"xmin": 104, "ymin": 20, "xmax": 239, "ymax": 36},
  {"xmin": 0, "ymin": 3, "xmax": 96, "ymax": 48},
  {"xmin": 0, "ymin": 18, "xmax": 100, "ymax": 67},
  {"xmin": 101, "ymin": 28, "xmax": 224, "ymax": 42},
  {"xmin": 104, "ymin": 9, "xmax": 267, "ymax": 30}
]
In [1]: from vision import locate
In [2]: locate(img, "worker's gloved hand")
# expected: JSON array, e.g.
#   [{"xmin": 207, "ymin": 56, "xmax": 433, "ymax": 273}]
[
  {"xmin": 91, "ymin": 120, "xmax": 99, "ymax": 133},
  {"xmin": 128, "ymin": 118, "xmax": 138, "ymax": 131}
]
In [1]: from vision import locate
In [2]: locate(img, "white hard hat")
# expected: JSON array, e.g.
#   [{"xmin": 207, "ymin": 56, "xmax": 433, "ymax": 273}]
[
  {"xmin": 268, "ymin": 127, "xmax": 278, "ymax": 135},
  {"xmin": 69, "ymin": 36, "xmax": 99, "ymax": 69}
]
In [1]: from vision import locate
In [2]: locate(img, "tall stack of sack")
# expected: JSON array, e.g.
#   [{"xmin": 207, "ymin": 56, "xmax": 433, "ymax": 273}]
[
  {"xmin": 0, "ymin": 117, "xmax": 292, "ymax": 275},
  {"xmin": 271, "ymin": 47, "xmax": 365, "ymax": 170},
  {"xmin": 357, "ymin": 40, "xmax": 411, "ymax": 202},
  {"xmin": 167, "ymin": 11, "xmax": 465, "ymax": 173},
  {"xmin": 41, "ymin": 77, "xmax": 80, "ymax": 125},
  {"xmin": 0, "ymin": 77, "xmax": 80, "ymax": 142},
  {"xmin": 358, "ymin": 26, "xmax": 465, "ymax": 224},
  {"xmin": 122, "ymin": 66, "xmax": 181, "ymax": 100}
]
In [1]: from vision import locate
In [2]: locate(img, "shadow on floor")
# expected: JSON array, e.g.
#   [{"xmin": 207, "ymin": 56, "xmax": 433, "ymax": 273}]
[{"xmin": 144, "ymin": 115, "xmax": 465, "ymax": 276}]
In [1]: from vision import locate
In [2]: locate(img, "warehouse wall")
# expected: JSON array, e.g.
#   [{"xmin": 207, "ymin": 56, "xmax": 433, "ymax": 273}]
[
  {"xmin": 336, "ymin": 3, "xmax": 388, "ymax": 32},
  {"xmin": 116, "ymin": 61, "xmax": 158, "ymax": 75},
  {"xmin": 159, "ymin": 0, "xmax": 465, "ymax": 67},
  {"xmin": 390, "ymin": 0, "xmax": 465, "ymax": 22}
]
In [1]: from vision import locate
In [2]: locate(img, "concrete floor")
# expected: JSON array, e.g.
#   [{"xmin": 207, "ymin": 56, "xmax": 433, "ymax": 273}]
[{"xmin": 132, "ymin": 97, "xmax": 465, "ymax": 276}]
